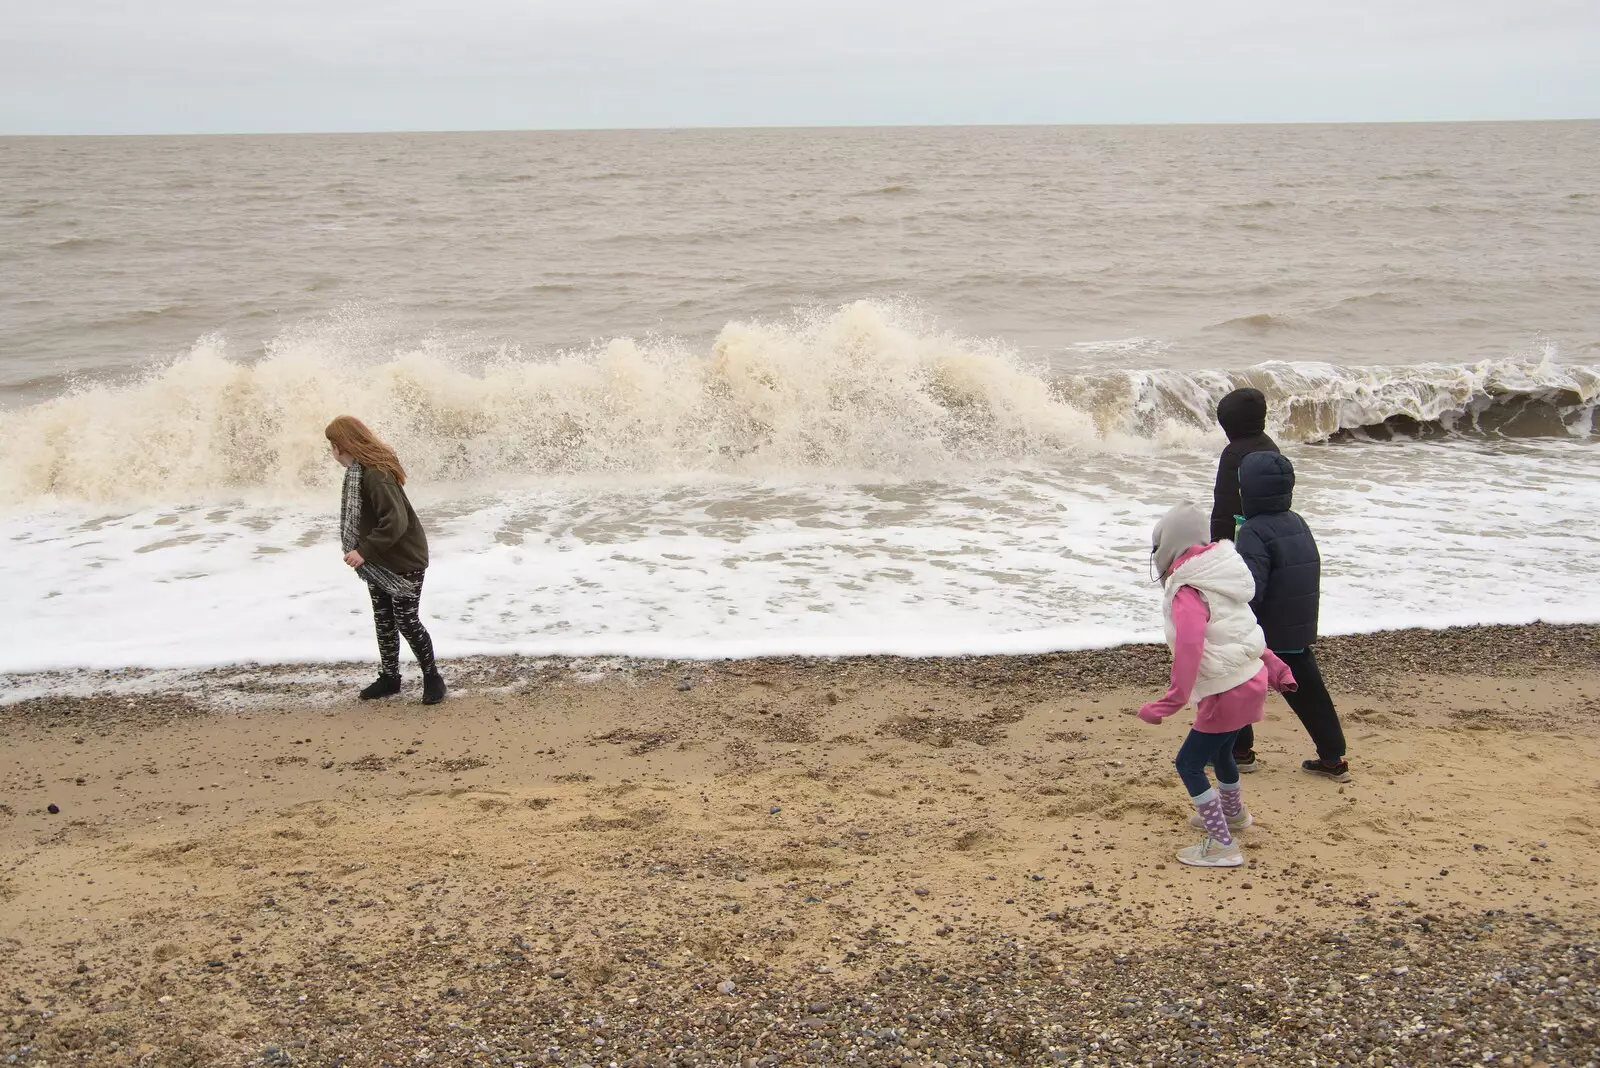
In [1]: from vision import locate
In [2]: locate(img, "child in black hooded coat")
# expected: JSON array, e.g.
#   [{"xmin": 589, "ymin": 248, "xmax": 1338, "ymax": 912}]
[{"xmin": 1209, "ymin": 387, "xmax": 1279, "ymax": 769}]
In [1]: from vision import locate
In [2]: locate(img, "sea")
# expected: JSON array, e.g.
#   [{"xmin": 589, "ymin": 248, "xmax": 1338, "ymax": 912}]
[{"xmin": 1, "ymin": 122, "xmax": 1598, "ymax": 676}]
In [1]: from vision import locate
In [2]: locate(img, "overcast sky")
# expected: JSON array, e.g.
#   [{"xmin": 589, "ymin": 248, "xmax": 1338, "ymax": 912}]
[{"xmin": 2, "ymin": 0, "xmax": 1597, "ymax": 134}]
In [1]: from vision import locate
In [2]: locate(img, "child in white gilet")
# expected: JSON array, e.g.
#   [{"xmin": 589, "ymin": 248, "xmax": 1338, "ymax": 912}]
[{"xmin": 1138, "ymin": 502, "xmax": 1297, "ymax": 867}]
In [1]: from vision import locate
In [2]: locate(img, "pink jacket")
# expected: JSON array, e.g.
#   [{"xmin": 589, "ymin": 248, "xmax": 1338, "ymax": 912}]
[{"xmin": 1139, "ymin": 547, "xmax": 1297, "ymax": 733}]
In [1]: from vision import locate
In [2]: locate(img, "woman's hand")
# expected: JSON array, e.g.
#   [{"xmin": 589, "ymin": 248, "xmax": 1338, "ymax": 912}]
[
  {"xmin": 1136, "ymin": 703, "xmax": 1166, "ymax": 725},
  {"xmin": 344, "ymin": 550, "xmax": 365, "ymax": 568}
]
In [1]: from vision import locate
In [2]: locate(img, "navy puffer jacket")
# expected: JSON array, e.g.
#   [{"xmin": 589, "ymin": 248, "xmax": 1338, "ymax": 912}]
[{"xmin": 1234, "ymin": 452, "xmax": 1320, "ymax": 650}]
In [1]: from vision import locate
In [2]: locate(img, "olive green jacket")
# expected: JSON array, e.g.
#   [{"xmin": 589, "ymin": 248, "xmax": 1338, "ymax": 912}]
[{"xmin": 357, "ymin": 466, "xmax": 429, "ymax": 574}]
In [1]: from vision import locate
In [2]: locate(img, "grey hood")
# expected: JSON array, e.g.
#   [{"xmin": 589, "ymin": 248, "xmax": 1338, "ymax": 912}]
[{"xmin": 1150, "ymin": 502, "xmax": 1211, "ymax": 581}]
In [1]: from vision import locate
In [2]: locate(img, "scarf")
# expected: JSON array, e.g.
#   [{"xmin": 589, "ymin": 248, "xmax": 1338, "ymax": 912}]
[{"xmin": 341, "ymin": 460, "xmax": 419, "ymax": 599}]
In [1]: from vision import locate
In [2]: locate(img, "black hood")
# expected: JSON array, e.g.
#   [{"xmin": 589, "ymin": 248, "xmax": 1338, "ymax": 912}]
[
  {"xmin": 1240, "ymin": 451, "xmax": 1295, "ymax": 517},
  {"xmin": 1216, "ymin": 388, "xmax": 1268, "ymax": 441}
]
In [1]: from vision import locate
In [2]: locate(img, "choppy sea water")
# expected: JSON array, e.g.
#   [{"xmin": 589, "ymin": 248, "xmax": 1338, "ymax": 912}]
[{"xmin": 1, "ymin": 124, "xmax": 1597, "ymax": 675}]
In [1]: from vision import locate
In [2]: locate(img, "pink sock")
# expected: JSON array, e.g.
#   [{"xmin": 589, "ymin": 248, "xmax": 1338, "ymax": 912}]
[
  {"xmin": 1191, "ymin": 789, "xmax": 1234, "ymax": 845},
  {"xmin": 1218, "ymin": 781, "xmax": 1244, "ymax": 819}
]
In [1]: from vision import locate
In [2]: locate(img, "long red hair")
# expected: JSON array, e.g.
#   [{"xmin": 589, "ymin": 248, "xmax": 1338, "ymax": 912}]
[{"xmin": 325, "ymin": 415, "xmax": 407, "ymax": 486}]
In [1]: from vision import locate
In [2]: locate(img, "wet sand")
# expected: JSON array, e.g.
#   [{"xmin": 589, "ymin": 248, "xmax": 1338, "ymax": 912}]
[{"xmin": 3, "ymin": 624, "xmax": 1599, "ymax": 1067}]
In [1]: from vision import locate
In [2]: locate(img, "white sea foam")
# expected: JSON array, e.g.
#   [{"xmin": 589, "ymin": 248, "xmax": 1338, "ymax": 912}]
[
  {"xmin": 1, "ymin": 302, "xmax": 1594, "ymax": 506},
  {"xmin": 2, "ymin": 441, "xmax": 1596, "ymax": 680}
]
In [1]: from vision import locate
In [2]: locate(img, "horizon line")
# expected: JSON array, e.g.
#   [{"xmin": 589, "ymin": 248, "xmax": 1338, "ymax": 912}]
[{"xmin": 4, "ymin": 116, "xmax": 1598, "ymax": 139}]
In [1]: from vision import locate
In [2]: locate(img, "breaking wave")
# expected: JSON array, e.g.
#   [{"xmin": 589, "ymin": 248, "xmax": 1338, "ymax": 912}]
[{"xmin": 1, "ymin": 301, "xmax": 1595, "ymax": 504}]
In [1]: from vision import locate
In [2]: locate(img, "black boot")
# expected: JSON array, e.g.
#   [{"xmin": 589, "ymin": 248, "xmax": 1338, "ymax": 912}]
[
  {"xmin": 422, "ymin": 671, "xmax": 447, "ymax": 705},
  {"xmin": 359, "ymin": 673, "xmax": 402, "ymax": 700}
]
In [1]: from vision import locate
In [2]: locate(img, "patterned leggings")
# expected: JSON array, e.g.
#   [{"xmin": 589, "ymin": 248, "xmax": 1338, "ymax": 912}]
[{"xmin": 367, "ymin": 569, "xmax": 437, "ymax": 676}]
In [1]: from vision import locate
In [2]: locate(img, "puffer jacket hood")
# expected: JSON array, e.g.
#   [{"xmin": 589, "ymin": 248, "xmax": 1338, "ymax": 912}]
[
  {"xmin": 1216, "ymin": 388, "xmax": 1268, "ymax": 441},
  {"xmin": 1166, "ymin": 540, "xmax": 1260, "ymax": 613},
  {"xmin": 1240, "ymin": 451, "xmax": 1295, "ymax": 517}
]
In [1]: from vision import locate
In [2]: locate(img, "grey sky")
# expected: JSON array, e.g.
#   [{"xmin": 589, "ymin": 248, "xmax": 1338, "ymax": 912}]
[{"xmin": 2, "ymin": 0, "xmax": 1596, "ymax": 134}]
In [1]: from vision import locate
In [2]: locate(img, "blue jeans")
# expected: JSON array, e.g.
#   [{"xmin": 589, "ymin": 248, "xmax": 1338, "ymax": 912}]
[{"xmin": 1175, "ymin": 728, "xmax": 1242, "ymax": 797}]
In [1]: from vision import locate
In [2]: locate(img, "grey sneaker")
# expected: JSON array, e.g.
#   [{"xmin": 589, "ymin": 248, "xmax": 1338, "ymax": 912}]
[{"xmin": 1176, "ymin": 837, "xmax": 1244, "ymax": 867}]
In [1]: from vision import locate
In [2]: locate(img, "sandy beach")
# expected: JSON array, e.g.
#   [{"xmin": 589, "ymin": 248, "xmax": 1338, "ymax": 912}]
[{"xmin": 3, "ymin": 624, "xmax": 1599, "ymax": 1067}]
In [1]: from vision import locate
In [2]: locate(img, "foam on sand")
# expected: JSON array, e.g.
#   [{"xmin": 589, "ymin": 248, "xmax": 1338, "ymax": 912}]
[{"xmin": 3, "ymin": 441, "xmax": 1597, "ymax": 678}]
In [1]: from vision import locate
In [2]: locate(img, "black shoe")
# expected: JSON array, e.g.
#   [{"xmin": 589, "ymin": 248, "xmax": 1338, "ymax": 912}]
[
  {"xmin": 422, "ymin": 671, "xmax": 447, "ymax": 705},
  {"xmin": 359, "ymin": 674, "xmax": 402, "ymax": 700},
  {"xmin": 1206, "ymin": 751, "xmax": 1260, "ymax": 774},
  {"xmin": 1302, "ymin": 758, "xmax": 1350, "ymax": 782}
]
